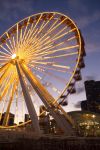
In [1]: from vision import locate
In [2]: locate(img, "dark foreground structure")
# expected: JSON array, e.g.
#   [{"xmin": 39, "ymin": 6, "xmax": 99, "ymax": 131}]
[
  {"xmin": 0, "ymin": 131, "xmax": 100, "ymax": 150},
  {"xmin": 81, "ymin": 80, "xmax": 100, "ymax": 113},
  {"xmin": 0, "ymin": 137, "xmax": 100, "ymax": 150}
]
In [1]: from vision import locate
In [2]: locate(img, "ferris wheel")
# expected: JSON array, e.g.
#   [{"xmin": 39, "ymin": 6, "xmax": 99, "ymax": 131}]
[{"xmin": 0, "ymin": 12, "xmax": 85, "ymax": 134}]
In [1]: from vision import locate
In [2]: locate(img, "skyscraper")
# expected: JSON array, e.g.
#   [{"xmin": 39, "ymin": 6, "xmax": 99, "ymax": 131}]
[{"xmin": 81, "ymin": 80, "xmax": 100, "ymax": 113}]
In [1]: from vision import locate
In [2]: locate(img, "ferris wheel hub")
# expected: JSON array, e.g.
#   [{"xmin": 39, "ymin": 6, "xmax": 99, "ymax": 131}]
[
  {"xmin": 11, "ymin": 54, "xmax": 17, "ymax": 59},
  {"xmin": 11, "ymin": 55, "xmax": 24, "ymax": 65}
]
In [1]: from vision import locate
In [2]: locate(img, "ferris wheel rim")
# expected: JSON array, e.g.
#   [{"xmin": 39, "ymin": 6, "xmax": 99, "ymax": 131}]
[
  {"xmin": 0, "ymin": 11, "xmax": 82, "ymax": 95},
  {"xmin": 0, "ymin": 11, "xmax": 84, "ymax": 128}
]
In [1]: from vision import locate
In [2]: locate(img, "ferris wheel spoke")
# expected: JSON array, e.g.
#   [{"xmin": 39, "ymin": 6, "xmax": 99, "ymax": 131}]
[
  {"xmin": 7, "ymin": 37, "xmax": 16, "ymax": 54},
  {"xmin": 67, "ymin": 36, "xmax": 78, "ymax": 41},
  {"xmin": 6, "ymin": 32, "xmax": 13, "ymax": 53},
  {"xmin": 22, "ymin": 25, "xmax": 44, "ymax": 55},
  {"xmin": 28, "ymin": 15, "xmax": 42, "ymax": 35},
  {"xmin": 15, "ymin": 23, "xmax": 20, "ymax": 55},
  {"xmin": 0, "ymin": 62, "xmax": 10, "ymax": 71},
  {"xmin": 0, "ymin": 64, "xmax": 11, "ymax": 83},
  {"xmin": 34, "ymin": 13, "xmax": 54, "ymax": 37},
  {"xmin": 19, "ymin": 18, "xmax": 36, "ymax": 48},
  {"xmin": 15, "ymin": 86, "xmax": 18, "ymax": 124},
  {"xmin": 28, "ymin": 45, "xmax": 79, "ymax": 63},
  {"xmin": 22, "ymin": 18, "xmax": 40, "ymax": 46},
  {"xmin": 40, "ymin": 27, "xmax": 76, "ymax": 51},
  {"xmin": 35, "ymin": 67, "xmax": 67, "ymax": 83},
  {"xmin": 24, "ymin": 42, "xmax": 78, "ymax": 61},
  {"xmin": 19, "ymin": 28, "xmax": 38, "ymax": 57},
  {"xmin": 27, "ymin": 16, "xmax": 55, "ymax": 46},
  {"xmin": 29, "ymin": 63, "xmax": 67, "ymax": 73},
  {"xmin": 0, "ymin": 51, "xmax": 11, "ymax": 58},
  {"xmin": 12, "ymin": 36, "xmax": 17, "ymax": 54},
  {"xmin": 5, "ymin": 42, "xmax": 14, "ymax": 55},
  {"xmin": 35, "ymin": 15, "xmax": 66, "ymax": 45},
  {"xmin": 0, "ymin": 98, "xmax": 7, "ymax": 121},
  {"xmin": 42, "ymin": 52, "xmax": 78, "ymax": 60},
  {"xmin": 2, "ymin": 81, "xmax": 17, "ymax": 126},
  {"xmin": 16, "ymin": 23, "xmax": 19, "ymax": 46},
  {"xmin": 13, "ymin": 80, "xmax": 20, "ymax": 123},
  {"xmin": 23, "ymin": 29, "xmax": 39, "ymax": 51},
  {"xmin": 30, "ymin": 61, "xmax": 70, "ymax": 70},
  {"xmin": 0, "ymin": 58, "xmax": 10, "ymax": 62},
  {"xmin": 36, "ymin": 28, "xmax": 76, "ymax": 51},
  {"xmin": 0, "ymin": 74, "xmax": 10, "ymax": 93},
  {"xmin": 40, "ymin": 62, "xmax": 70, "ymax": 70},
  {"xmin": 32, "ymin": 40, "xmax": 64, "ymax": 55},
  {"xmin": 51, "ymin": 25, "xmax": 69, "ymax": 39},
  {"xmin": 23, "ymin": 44, "xmax": 53, "ymax": 60},
  {"xmin": 23, "ymin": 22, "xmax": 35, "ymax": 42},
  {"xmin": 0, "ymin": 45, "xmax": 12, "ymax": 56},
  {"xmin": 30, "ymin": 33, "xmax": 79, "ymax": 56},
  {"xmin": 0, "ymin": 57, "xmax": 9, "ymax": 62},
  {"xmin": 32, "ymin": 50, "xmax": 78, "ymax": 62},
  {"xmin": 30, "ymin": 20, "xmax": 46, "ymax": 41},
  {"xmin": 45, "ymin": 71, "xmax": 67, "ymax": 83},
  {"xmin": 50, "ymin": 83, "xmax": 61, "ymax": 94},
  {"xmin": 29, "ymin": 36, "xmax": 51, "ymax": 53},
  {"xmin": 22, "ymin": 96, "xmax": 25, "ymax": 122},
  {"xmin": 0, "ymin": 76, "xmax": 14, "ymax": 101},
  {"xmin": 40, "ymin": 44, "xmax": 79, "ymax": 56},
  {"xmin": 20, "ymin": 18, "xmax": 30, "ymax": 42},
  {"xmin": 17, "ymin": 30, "xmax": 25, "ymax": 57},
  {"xmin": 0, "ymin": 61, "xmax": 10, "ymax": 66},
  {"xmin": 32, "ymin": 33, "xmax": 78, "ymax": 56},
  {"xmin": 3, "ymin": 33, "xmax": 15, "ymax": 55},
  {"xmin": 0, "ymin": 54, "xmax": 10, "ymax": 60},
  {"xmin": 0, "ymin": 68, "xmax": 15, "ymax": 88},
  {"xmin": 52, "ymin": 28, "xmax": 76, "ymax": 42},
  {"xmin": 18, "ymin": 28, "xmax": 23, "ymax": 48},
  {"xmin": 22, "ymin": 15, "xmax": 42, "ymax": 48}
]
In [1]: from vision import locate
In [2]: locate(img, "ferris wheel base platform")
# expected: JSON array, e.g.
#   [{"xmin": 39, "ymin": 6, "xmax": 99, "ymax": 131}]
[{"xmin": 0, "ymin": 131, "xmax": 99, "ymax": 150}]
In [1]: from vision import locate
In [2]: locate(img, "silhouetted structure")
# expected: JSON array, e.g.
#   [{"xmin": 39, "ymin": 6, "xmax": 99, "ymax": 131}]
[
  {"xmin": 0, "ymin": 112, "xmax": 15, "ymax": 126},
  {"xmin": 81, "ymin": 80, "xmax": 100, "ymax": 113},
  {"xmin": 24, "ymin": 114, "xmax": 30, "ymax": 122}
]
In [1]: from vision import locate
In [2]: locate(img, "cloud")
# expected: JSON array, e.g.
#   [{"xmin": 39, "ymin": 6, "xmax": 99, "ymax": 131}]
[
  {"xmin": 67, "ymin": 0, "xmax": 88, "ymax": 15},
  {"xmin": 0, "ymin": 0, "xmax": 37, "ymax": 34},
  {"xmin": 76, "ymin": 11, "xmax": 100, "ymax": 28},
  {"xmin": 0, "ymin": 0, "xmax": 40, "ymax": 21},
  {"xmin": 84, "ymin": 75, "xmax": 95, "ymax": 81},
  {"xmin": 74, "ymin": 101, "xmax": 81, "ymax": 108},
  {"xmin": 66, "ymin": 0, "xmax": 100, "ymax": 54},
  {"xmin": 78, "ymin": 12, "xmax": 100, "ymax": 53},
  {"xmin": 76, "ymin": 86, "xmax": 85, "ymax": 94}
]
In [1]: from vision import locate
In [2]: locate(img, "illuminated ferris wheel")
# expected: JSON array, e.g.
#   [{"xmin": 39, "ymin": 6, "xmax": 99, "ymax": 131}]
[{"xmin": 0, "ymin": 12, "xmax": 85, "ymax": 134}]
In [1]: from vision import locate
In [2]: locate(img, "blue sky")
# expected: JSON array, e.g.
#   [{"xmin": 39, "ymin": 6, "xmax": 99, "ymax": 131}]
[{"xmin": 0, "ymin": 0, "xmax": 100, "ymax": 112}]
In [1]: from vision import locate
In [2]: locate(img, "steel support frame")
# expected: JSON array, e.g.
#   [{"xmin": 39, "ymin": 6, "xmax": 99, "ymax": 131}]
[
  {"xmin": 20, "ymin": 62, "xmax": 74, "ymax": 135},
  {"xmin": 16, "ymin": 61, "xmax": 41, "ymax": 135}
]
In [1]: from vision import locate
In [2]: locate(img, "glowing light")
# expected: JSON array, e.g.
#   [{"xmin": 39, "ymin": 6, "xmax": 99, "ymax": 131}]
[
  {"xmin": 92, "ymin": 115, "xmax": 96, "ymax": 118},
  {"xmin": 12, "ymin": 54, "xmax": 16, "ymax": 59}
]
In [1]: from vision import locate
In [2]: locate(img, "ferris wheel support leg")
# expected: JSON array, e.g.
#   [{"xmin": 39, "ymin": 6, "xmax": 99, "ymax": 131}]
[
  {"xmin": 15, "ymin": 61, "xmax": 41, "ymax": 136},
  {"xmin": 20, "ymin": 63, "xmax": 75, "ymax": 135}
]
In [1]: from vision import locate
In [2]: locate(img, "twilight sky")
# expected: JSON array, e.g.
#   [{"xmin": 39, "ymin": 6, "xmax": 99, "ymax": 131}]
[{"xmin": 0, "ymin": 0, "xmax": 100, "ymax": 112}]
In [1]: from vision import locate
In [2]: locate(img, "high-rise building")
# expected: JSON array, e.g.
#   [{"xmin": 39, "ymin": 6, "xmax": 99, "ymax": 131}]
[
  {"xmin": 24, "ymin": 114, "xmax": 30, "ymax": 122},
  {"xmin": 8, "ymin": 113, "xmax": 15, "ymax": 126},
  {"xmin": 81, "ymin": 80, "xmax": 100, "ymax": 113},
  {"xmin": 0, "ymin": 112, "xmax": 15, "ymax": 126}
]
